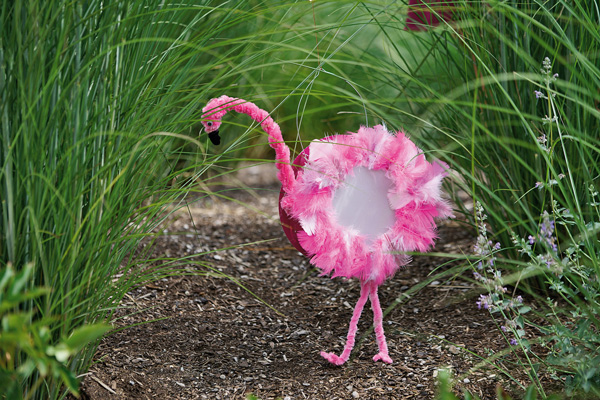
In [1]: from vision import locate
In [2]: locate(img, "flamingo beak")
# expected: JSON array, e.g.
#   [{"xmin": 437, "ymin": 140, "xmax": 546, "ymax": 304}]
[{"xmin": 208, "ymin": 130, "xmax": 221, "ymax": 145}]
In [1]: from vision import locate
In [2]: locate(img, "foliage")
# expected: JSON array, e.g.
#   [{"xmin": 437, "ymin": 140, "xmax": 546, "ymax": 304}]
[
  {"xmin": 0, "ymin": 263, "xmax": 110, "ymax": 399},
  {"xmin": 472, "ymin": 196, "xmax": 600, "ymax": 397},
  {"xmin": 195, "ymin": 1, "xmax": 600, "ymax": 393},
  {"xmin": 272, "ymin": 2, "xmax": 599, "ymax": 395},
  {"xmin": 262, "ymin": 0, "xmax": 600, "ymax": 396}
]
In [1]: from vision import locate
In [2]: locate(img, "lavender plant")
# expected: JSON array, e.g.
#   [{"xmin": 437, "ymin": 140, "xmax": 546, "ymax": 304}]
[
  {"xmin": 472, "ymin": 202, "xmax": 531, "ymax": 356},
  {"xmin": 471, "ymin": 54, "xmax": 600, "ymax": 396},
  {"xmin": 473, "ymin": 197, "xmax": 600, "ymax": 396},
  {"xmin": 510, "ymin": 203, "xmax": 600, "ymax": 395}
]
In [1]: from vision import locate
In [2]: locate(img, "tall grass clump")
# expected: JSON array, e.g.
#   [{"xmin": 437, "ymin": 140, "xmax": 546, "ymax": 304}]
[
  {"xmin": 1, "ymin": 3, "xmax": 400, "ymax": 397},
  {"xmin": 392, "ymin": 0, "xmax": 600, "ymax": 396},
  {"xmin": 0, "ymin": 1, "xmax": 335, "ymax": 397},
  {"xmin": 0, "ymin": 2, "xmax": 201, "ymax": 397}
]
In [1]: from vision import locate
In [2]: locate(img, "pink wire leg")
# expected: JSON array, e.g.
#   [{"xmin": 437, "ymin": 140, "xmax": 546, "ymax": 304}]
[
  {"xmin": 320, "ymin": 280, "xmax": 370, "ymax": 366},
  {"xmin": 369, "ymin": 283, "xmax": 393, "ymax": 363}
]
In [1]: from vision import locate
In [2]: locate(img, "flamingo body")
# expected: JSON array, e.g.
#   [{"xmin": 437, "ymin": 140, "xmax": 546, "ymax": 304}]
[
  {"xmin": 202, "ymin": 96, "xmax": 452, "ymax": 365},
  {"xmin": 279, "ymin": 149, "xmax": 311, "ymax": 257}
]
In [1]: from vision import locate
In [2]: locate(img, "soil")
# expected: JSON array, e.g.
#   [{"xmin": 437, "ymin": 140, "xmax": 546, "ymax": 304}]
[{"xmin": 78, "ymin": 165, "xmax": 547, "ymax": 400}]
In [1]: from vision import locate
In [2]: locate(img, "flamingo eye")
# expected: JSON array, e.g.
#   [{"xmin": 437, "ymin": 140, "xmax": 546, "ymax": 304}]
[{"xmin": 207, "ymin": 121, "xmax": 213, "ymax": 127}]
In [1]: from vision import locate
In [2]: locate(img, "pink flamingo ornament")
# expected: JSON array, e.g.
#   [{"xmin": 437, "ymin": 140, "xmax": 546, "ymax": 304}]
[{"xmin": 201, "ymin": 96, "xmax": 452, "ymax": 365}]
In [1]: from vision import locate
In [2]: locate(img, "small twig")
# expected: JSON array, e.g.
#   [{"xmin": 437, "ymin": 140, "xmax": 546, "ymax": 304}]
[
  {"xmin": 90, "ymin": 375, "xmax": 117, "ymax": 394},
  {"xmin": 136, "ymin": 292, "xmax": 154, "ymax": 300},
  {"xmin": 145, "ymin": 284, "xmax": 166, "ymax": 290}
]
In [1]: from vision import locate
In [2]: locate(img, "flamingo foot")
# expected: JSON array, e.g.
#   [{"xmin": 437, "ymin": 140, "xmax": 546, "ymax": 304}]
[
  {"xmin": 320, "ymin": 351, "xmax": 348, "ymax": 366},
  {"xmin": 373, "ymin": 352, "xmax": 393, "ymax": 364}
]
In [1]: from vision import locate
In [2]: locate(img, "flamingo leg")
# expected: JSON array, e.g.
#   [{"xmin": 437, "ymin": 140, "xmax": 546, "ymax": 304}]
[
  {"xmin": 369, "ymin": 283, "xmax": 393, "ymax": 363},
  {"xmin": 320, "ymin": 280, "xmax": 370, "ymax": 366}
]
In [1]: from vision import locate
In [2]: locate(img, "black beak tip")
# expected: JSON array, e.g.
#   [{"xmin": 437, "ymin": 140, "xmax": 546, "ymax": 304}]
[{"xmin": 208, "ymin": 130, "xmax": 221, "ymax": 145}]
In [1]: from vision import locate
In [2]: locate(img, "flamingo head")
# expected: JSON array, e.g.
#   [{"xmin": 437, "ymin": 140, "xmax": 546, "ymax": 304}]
[
  {"xmin": 201, "ymin": 119, "xmax": 221, "ymax": 145},
  {"xmin": 201, "ymin": 97, "xmax": 230, "ymax": 145}
]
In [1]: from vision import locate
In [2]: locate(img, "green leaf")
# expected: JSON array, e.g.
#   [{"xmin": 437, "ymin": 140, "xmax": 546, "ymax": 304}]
[
  {"xmin": 0, "ymin": 287, "xmax": 50, "ymax": 314},
  {"xmin": 436, "ymin": 368, "xmax": 461, "ymax": 400},
  {"xmin": 518, "ymin": 306, "xmax": 531, "ymax": 314},
  {"xmin": 0, "ymin": 370, "xmax": 22, "ymax": 400},
  {"xmin": 2, "ymin": 312, "xmax": 33, "ymax": 331},
  {"xmin": 8, "ymin": 263, "xmax": 34, "ymax": 297},
  {"xmin": 522, "ymin": 385, "xmax": 538, "ymax": 400},
  {"xmin": 0, "ymin": 266, "xmax": 15, "ymax": 294},
  {"xmin": 63, "ymin": 324, "xmax": 112, "ymax": 352},
  {"xmin": 56, "ymin": 363, "xmax": 79, "ymax": 397}
]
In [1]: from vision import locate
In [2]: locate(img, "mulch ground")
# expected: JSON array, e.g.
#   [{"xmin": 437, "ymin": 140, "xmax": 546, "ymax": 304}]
[{"xmin": 79, "ymin": 168, "xmax": 547, "ymax": 400}]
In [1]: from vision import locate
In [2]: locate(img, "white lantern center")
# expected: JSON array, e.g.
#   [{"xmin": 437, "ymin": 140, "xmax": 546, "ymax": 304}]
[{"xmin": 332, "ymin": 166, "xmax": 396, "ymax": 244}]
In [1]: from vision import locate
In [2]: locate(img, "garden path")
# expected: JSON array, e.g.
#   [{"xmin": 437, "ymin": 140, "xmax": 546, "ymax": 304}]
[{"xmin": 80, "ymin": 165, "xmax": 529, "ymax": 400}]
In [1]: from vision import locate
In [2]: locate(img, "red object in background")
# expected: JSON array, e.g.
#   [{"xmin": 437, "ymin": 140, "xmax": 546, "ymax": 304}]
[
  {"xmin": 278, "ymin": 148, "xmax": 310, "ymax": 257},
  {"xmin": 405, "ymin": 0, "xmax": 454, "ymax": 31}
]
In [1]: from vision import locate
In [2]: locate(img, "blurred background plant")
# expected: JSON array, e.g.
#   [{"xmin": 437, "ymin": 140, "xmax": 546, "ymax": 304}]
[
  {"xmin": 1, "ymin": 0, "xmax": 598, "ymax": 398},
  {"xmin": 0, "ymin": 263, "xmax": 110, "ymax": 399}
]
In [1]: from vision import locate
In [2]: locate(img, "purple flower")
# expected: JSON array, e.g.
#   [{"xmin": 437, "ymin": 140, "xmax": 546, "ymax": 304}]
[
  {"xmin": 501, "ymin": 325, "xmax": 507, "ymax": 332},
  {"xmin": 510, "ymin": 338, "xmax": 518, "ymax": 346},
  {"xmin": 515, "ymin": 295, "xmax": 523, "ymax": 304},
  {"xmin": 543, "ymin": 255, "xmax": 554, "ymax": 268},
  {"xmin": 476, "ymin": 294, "xmax": 490, "ymax": 310},
  {"xmin": 528, "ymin": 235, "xmax": 535, "ymax": 245},
  {"xmin": 537, "ymin": 134, "xmax": 547, "ymax": 145},
  {"xmin": 534, "ymin": 90, "xmax": 544, "ymax": 99},
  {"xmin": 493, "ymin": 242, "xmax": 501, "ymax": 251},
  {"xmin": 540, "ymin": 213, "xmax": 555, "ymax": 238},
  {"xmin": 537, "ymin": 211, "xmax": 559, "ymax": 257}
]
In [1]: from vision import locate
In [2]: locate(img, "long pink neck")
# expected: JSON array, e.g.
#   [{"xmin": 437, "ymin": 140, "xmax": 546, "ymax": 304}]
[{"xmin": 219, "ymin": 96, "xmax": 295, "ymax": 192}]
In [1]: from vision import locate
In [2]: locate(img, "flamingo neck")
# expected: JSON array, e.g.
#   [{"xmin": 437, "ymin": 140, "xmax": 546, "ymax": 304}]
[{"xmin": 220, "ymin": 96, "xmax": 295, "ymax": 192}]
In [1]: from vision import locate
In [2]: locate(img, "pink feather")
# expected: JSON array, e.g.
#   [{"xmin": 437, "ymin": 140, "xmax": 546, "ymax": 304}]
[{"xmin": 283, "ymin": 125, "xmax": 452, "ymax": 286}]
